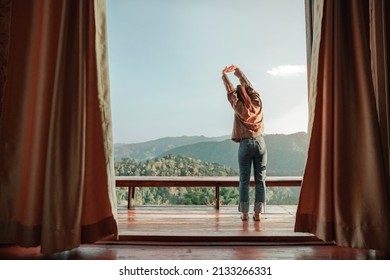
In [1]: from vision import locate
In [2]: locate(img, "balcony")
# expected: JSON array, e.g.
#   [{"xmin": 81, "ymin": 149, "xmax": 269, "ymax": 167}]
[{"xmin": 113, "ymin": 176, "xmax": 320, "ymax": 244}]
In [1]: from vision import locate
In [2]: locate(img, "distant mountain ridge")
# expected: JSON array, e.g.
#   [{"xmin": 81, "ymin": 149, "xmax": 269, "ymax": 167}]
[
  {"xmin": 114, "ymin": 132, "xmax": 308, "ymax": 176},
  {"xmin": 114, "ymin": 135, "xmax": 230, "ymax": 161}
]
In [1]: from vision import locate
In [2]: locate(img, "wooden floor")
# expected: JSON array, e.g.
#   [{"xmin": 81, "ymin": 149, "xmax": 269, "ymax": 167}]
[
  {"xmin": 114, "ymin": 205, "xmax": 318, "ymax": 243},
  {"xmin": 1, "ymin": 205, "xmax": 390, "ymax": 260}
]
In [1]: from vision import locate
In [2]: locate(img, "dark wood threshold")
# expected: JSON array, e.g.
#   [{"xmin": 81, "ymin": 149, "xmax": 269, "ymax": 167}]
[{"xmin": 99, "ymin": 235, "xmax": 327, "ymax": 246}]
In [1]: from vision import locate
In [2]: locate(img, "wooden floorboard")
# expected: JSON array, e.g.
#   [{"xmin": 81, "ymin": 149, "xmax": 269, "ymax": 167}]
[{"xmin": 113, "ymin": 205, "xmax": 318, "ymax": 243}]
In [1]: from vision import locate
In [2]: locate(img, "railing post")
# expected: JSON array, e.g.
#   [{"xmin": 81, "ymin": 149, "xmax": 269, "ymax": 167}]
[
  {"xmin": 127, "ymin": 187, "xmax": 131, "ymax": 209},
  {"xmin": 127, "ymin": 186, "xmax": 136, "ymax": 209},
  {"xmin": 215, "ymin": 186, "xmax": 220, "ymax": 209}
]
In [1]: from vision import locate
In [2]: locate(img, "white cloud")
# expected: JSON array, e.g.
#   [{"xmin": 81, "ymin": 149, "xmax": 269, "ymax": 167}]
[{"xmin": 267, "ymin": 65, "xmax": 307, "ymax": 77}]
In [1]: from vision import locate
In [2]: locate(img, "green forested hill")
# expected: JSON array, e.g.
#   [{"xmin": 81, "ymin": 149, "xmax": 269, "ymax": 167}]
[
  {"xmin": 115, "ymin": 154, "xmax": 238, "ymax": 177},
  {"xmin": 158, "ymin": 140, "xmax": 238, "ymax": 171},
  {"xmin": 115, "ymin": 154, "xmax": 239, "ymax": 206},
  {"xmin": 157, "ymin": 132, "xmax": 308, "ymax": 176}
]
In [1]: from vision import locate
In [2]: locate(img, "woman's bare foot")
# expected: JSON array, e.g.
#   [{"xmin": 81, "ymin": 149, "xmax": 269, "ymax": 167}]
[{"xmin": 253, "ymin": 212, "xmax": 261, "ymax": 221}]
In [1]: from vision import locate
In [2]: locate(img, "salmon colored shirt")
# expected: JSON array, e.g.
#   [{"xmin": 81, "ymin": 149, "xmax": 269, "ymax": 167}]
[{"xmin": 222, "ymin": 69, "xmax": 264, "ymax": 142}]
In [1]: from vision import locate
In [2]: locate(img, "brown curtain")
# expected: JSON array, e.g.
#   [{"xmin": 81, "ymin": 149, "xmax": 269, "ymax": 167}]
[
  {"xmin": 295, "ymin": 0, "xmax": 390, "ymax": 251},
  {"xmin": 370, "ymin": 0, "xmax": 390, "ymax": 184},
  {"xmin": 0, "ymin": 0, "xmax": 117, "ymax": 254}
]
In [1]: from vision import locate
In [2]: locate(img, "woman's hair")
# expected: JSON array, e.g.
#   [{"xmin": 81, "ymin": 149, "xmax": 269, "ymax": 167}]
[
  {"xmin": 236, "ymin": 85, "xmax": 244, "ymax": 102},
  {"xmin": 236, "ymin": 85, "xmax": 253, "ymax": 110}
]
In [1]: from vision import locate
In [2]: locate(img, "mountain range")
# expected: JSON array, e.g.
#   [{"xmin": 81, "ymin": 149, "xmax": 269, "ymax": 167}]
[
  {"xmin": 114, "ymin": 135, "xmax": 230, "ymax": 161},
  {"xmin": 114, "ymin": 132, "xmax": 308, "ymax": 176}
]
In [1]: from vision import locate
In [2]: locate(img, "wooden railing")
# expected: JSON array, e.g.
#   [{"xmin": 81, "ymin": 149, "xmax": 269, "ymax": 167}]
[{"xmin": 115, "ymin": 176, "xmax": 302, "ymax": 209}]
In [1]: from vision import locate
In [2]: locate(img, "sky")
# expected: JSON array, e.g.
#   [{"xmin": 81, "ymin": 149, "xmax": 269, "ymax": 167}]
[{"xmin": 107, "ymin": 0, "xmax": 308, "ymax": 144}]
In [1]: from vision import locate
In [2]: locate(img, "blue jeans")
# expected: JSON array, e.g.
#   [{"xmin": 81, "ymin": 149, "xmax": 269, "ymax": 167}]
[{"xmin": 238, "ymin": 136, "xmax": 267, "ymax": 213}]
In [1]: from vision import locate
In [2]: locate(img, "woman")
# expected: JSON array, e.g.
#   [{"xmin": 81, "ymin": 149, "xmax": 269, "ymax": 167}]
[{"xmin": 222, "ymin": 65, "xmax": 267, "ymax": 222}]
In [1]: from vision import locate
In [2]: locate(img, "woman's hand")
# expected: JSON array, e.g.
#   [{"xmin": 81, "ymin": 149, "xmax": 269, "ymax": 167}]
[
  {"xmin": 222, "ymin": 66, "xmax": 229, "ymax": 74},
  {"xmin": 222, "ymin": 65, "xmax": 238, "ymax": 74}
]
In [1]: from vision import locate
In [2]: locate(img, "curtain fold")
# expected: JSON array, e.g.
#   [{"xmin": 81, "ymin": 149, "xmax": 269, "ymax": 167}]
[
  {"xmin": 295, "ymin": 0, "xmax": 390, "ymax": 251},
  {"xmin": 370, "ymin": 0, "xmax": 390, "ymax": 186},
  {"xmin": 0, "ymin": 0, "xmax": 12, "ymax": 121},
  {"xmin": 0, "ymin": 0, "xmax": 117, "ymax": 254}
]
